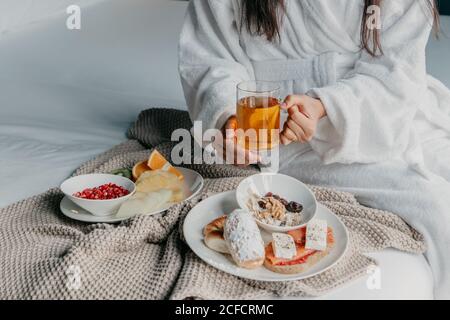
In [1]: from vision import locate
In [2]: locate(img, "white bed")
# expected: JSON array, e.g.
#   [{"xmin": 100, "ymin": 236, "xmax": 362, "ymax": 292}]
[{"xmin": 1, "ymin": 0, "xmax": 448, "ymax": 299}]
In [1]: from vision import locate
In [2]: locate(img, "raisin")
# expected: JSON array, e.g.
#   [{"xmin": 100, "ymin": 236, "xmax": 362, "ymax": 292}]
[
  {"xmin": 286, "ymin": 201, "xmax": 303, "ymax": 213},
  {"xmin": 258, "ymin": 200, "xmax": 267, "ymax": 209}
]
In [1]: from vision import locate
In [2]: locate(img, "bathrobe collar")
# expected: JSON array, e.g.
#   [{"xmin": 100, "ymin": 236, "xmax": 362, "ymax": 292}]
[{"xmin": 299, "ymin": 0, "xmax": 362, "ymax": 53}]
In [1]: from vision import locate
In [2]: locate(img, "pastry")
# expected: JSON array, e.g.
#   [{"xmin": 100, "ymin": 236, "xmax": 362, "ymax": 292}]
[
  {"xmin": 135, "ymin": 170, "xmax": 185, "ymax": 202},
  {"xmin": 223, "ymin": 209, "xmax": 265, "ymax": 269},
  {"xmin": 116, "ymin": 190, "xmax": 172, "ymax": 218}
]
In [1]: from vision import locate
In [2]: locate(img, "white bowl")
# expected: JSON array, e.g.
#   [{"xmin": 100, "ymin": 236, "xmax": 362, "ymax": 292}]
[
  {"xmin": 60, "ymin": 174, "xmax": 136, "ymax": 217},
  {"xmin": 236, "ymin": 173, "xmax": 317, "ymax": 232}
]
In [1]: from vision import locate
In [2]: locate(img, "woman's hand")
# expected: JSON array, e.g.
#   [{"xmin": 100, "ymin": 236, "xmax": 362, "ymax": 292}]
[
  {"xmin": 280, "ymin": 95, "xmax": 326, "ymax": 145},
  {"xmin": 214, "ymin": 116, "xmax": 259, "ymax": 166}
]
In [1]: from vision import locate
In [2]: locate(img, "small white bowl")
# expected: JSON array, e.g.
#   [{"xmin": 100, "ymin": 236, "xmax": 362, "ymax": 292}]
[
  {"xmin": 236, "ymin": 173, "xmax": 317, "ymax": 232},
  {"xmin": 60, "ymin": 174, "xmax": 136, "ymax": 217}
]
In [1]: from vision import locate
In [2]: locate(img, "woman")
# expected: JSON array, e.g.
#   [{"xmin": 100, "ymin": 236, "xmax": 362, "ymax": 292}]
[{"xmin": 179, "ymin": 0, "xmax": 450, "ymax": 298}]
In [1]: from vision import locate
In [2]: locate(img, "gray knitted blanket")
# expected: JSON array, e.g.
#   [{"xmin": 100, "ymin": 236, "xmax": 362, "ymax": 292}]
[{"xmin": 0, "ymin": 108, "xmax": 426, "ymax": 300}]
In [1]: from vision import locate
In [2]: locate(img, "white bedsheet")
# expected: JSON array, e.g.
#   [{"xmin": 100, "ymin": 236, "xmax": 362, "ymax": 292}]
[{"xmin": 1, "ymin": 0, "xmax": 447, "ymax": 299}]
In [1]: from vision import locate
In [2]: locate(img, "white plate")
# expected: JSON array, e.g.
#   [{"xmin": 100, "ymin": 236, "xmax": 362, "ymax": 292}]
[
  {"xmin": 60, "ymin": 167, "xmax": 204, "ymax": 223},
  {"xmin": 184, "ymin": 191, "xmax": 349, "ymax": 282}
]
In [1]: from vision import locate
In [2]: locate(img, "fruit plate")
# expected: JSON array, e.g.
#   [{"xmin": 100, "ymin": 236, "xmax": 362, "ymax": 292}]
[
  {"xmin": 60, "ymin": 167, "xmax": 203, "ymax": 223},
  {"xmin": 183, "ymin": 190, "xmax": 349, "ymax": 282}
]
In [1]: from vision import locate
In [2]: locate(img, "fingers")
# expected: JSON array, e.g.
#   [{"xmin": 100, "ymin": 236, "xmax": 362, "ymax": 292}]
[
  {"xmin": 280, "ymin": 133, "xmax": 299, "ymax": 146},
  {"xmin": 215, "ymin": 137, "xmax": 259, "ymax": 166},
  {"xmin": 223, "ymin": 116, "xmax": 237, "ymax": 139},
  {"xmin": 287, "ymin": 119, "xmax": 308, "ymax": 142},
  {"xmin": 232, "ymin": 142, "xmax": 259, "ymax": 166},
  {"xmin": 238, "ymin": 145, "xmax": 259, "ymax": 166},
  {"xmin": 289, "ymin": 107, "xmax": 309, "ymax": 129},
  {"xmin": 218, "ymin": 116, "xmax": 259, "ymax": 166},
  {"xmin": 280, "ymin": 117, "xmax": 297, "ymax": 145},
  {"xmin": 289, "ymin": 108, "xmax": 315, "ymax": 141},
  {"xmin": 281, "ymin": 119, "xmax": 308, "ymax": 145},
  {"xmin": 227, "ymin": 138, "xmax": 256, "ymax": 165},
  {"xmin": 281, "ymin": 123, "xmax": 297, "ymax": 142},
  {"xmin": 280, "ymin": 133, "xmax": 291, "ymax": 146},
  {"xmin": 282, "ymin": 95, "xmax": 315, "ymax": 120},
  {"xmin": 225, "ymin": 116, "xmax": 237, "ymax": 130},
  {"xmin": 281, "ymin": 95, "xmax": 307, "ymax": 111},
  {"xmin": 280, "ymin": 106, "xmax": 315, "ymax": 144}
]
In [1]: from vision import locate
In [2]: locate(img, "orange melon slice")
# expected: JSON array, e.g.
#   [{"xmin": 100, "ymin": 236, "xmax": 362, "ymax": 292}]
[{"xmin": 147, "ymin": 150, "xmax": 184, "ymax": 180}]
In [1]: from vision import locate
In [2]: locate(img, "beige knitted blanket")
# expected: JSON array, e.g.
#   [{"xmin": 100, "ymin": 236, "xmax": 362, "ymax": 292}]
[{"xmin": 0, "ymin": 108, "xmax": 426, "ymax": 300}]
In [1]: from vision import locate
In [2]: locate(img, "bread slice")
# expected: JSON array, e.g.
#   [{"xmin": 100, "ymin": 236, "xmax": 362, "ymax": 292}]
[
  {"xmin": 204, "ymin": 230, "xmax": 230, "ymax": 254},
  {"xmin": 236, "ymin": 257, "xmax": 265, "ymax": 269},
  {"xmin": 203, "ymin": 216, "xmax": 226, "ymax": 236}
]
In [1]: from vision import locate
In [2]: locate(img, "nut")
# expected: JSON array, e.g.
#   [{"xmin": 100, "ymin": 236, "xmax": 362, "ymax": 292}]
[{"xmin": 260, "ymin": 196, "xmax": 285, "ymax": 221}]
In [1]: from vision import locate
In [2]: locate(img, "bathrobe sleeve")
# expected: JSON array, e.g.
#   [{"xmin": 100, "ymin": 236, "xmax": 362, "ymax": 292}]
[
  {"xmin": 179, "ymin": 0, "xmax": 252, "ymax": 132},
  {"xmin": 308, "ymin": 0, "xmax": 433, "ymax": 164}
]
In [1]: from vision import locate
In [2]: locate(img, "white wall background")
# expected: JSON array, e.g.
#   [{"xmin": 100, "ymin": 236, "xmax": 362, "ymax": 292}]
[
  {"xmin": 0, "ymin": 0, "xmax": 106, "ymax": 35},
  {"xmin": 0, "ymin": 0, "xmax": 188, "ymax": 126}
]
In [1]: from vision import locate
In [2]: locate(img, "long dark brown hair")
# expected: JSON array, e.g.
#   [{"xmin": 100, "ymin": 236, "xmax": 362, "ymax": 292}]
[{"xmin": 241, "ymin": 0, "xmax": 440, "ymax": 56}]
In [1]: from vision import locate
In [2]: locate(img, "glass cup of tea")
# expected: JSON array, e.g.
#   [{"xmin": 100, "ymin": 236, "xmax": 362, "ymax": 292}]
[{"xmin": 236, "ymin": 81, "xmax": 281, "ymax": 171}]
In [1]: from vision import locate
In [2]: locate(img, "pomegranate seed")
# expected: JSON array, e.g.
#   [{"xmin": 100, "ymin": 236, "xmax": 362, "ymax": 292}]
[{"xmin": 73, "ymin": 183, "xmax": 130, "ymax": 200}]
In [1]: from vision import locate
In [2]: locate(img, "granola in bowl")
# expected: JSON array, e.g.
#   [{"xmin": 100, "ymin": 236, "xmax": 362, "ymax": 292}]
[{"xmin": 247, "ymin": 192, "xmax": 304, "ymax": 227}]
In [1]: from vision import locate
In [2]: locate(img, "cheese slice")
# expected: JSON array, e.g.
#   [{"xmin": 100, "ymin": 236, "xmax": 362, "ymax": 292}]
[
  {"xmin": 305, "ymin": 219, "xmax": 328, "ymax": 251},
  {"xmin": 271, "ymin": 233, "xmax": 296, "ymax": 259}
]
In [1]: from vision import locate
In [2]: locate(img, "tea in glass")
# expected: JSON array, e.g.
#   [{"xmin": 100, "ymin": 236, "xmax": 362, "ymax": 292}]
[{"xmin": 236, "ymin": 81, "xmax": 280, "ymax": 151}]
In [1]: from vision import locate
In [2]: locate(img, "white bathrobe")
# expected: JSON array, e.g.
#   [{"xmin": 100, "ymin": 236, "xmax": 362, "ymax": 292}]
[{"xmin": 179, "ymin": 0, "xmax": 450, "ymax": 298}]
